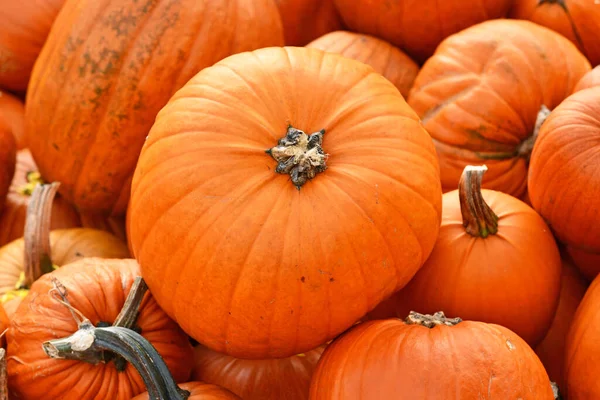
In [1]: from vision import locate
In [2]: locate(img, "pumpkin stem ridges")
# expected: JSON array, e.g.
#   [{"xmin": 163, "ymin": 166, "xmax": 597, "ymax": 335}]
[
  {"xmin": 517, "ymin": 105, "xmax": 551, "ymax": 162},
  {"xmin": 266, "ymin": 125, "xmax": 328, "ymax": 189},
  {"xmin": 405, "ymin": 311, "xmax": 462, "ymax": 328},
  {"xmin": 458, "ymin": 165, "xmax": 499, "ymax": 238},
  {"xmin": 43, "ymin": 325, "xmax": 191, "ymax": 400},
  {"xmin": 0, "ymin": 349, "xmax": 6, "ymax": 400}
]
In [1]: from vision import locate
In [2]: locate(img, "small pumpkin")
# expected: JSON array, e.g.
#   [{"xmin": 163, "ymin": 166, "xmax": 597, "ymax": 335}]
[
  {"xmin": 528, "ymin": 87, "xmax": 600, "ymax": 280},
  {"xmin": 0, "ymin": 149, "xmax": 80, "ymax": 247},
  {"xmin": 0, "ymin": 183, "xmax": 129, "ymax": 317},
  {"xmin": 128, "ymin": 46, "xmax": 442, "ymax": 359},
  {"xmin": 7, "ymin": 259, "xmax": 193, "ymax": 399},
  {"xmin": 192, "ymin": 344, "xmax": 325, "ymax": 400},
  {"xmin": 309, "ymin": 312, "xmax": 554, "ymax": 399},
  {"xmin": 573, "ymin": 66, "xmax": 600, "ymax": 92},
  {"xmin": 333, "ymin": 0, "xmax": 513, "ymax": 63},
  {"xmin": 275, "ymin": 0, "xmax": 342, "ymax": 46},
  {"xmin": 509, "ymin": 0, "xmax": 600, "ymax": 66},
  {"xmin": 0, "ymin": 128, "xmax": 15, "ymax": 213},
  {"xmin": 0, "ymin": 90, "xmax": 25, "ymax": 149},
  {"xmin": 306, "ymin": 31, "xmax": 419, "ymax": 98},
  {"xmin": 25, "ymin": 0, "xmax": 284, "ymax": 215},
  {"xmin": 0, "ymin": 0, "xmax": 67, "ymax": 92},
  {"xmin": 535, "ymin": 257, "xmax": 587, "ymax": 392},
  {"xmin": 565, "ymin": 273, "xmax": 600, "ymax": 398},
  {"xmin": 408, "ymin": 19, "xmax": 590, "ymax": 197},
  {"xmin": 383, "ymin": 165, "xmax": 562, "ymax": 346}
]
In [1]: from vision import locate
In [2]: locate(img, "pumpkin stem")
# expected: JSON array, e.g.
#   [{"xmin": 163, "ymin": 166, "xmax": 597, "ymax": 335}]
[
  {"xmin": 405, "ymin": 311, "xmax": 462, "ymax": 328},
  {"xmin": 0, "ymin": 349, "xmax": 7, "ymax": 400},
  {"xmin": 551, "ymin": 382, "xmax": 562, "ymax": 400},
  {"xmin": 42, "ymin": 324, "xmax": 190, "ymax": 400},
  {"xmin": 15, "ymin": 170, "xmax": 46, "ymax": 196},
  {"xmin": 22, "ymin": 182, "xmax": 60, "ymax": 288},
  {"xmin": 459, "ymin": 165, "xmax": 499, "ymax": 238},
  {"xmin": 517, "ymin": 105, "xmax": 551, "ymax": 162},
  {"xmin": 266, "ymin": 125, "xmax": 328, "ymax": 189},
  {"xmin": 113, "ymin": 277, "xmax": 148, "ymax": 329}
]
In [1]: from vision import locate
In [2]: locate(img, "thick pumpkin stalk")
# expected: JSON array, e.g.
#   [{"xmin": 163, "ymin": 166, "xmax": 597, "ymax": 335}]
[
  {"xmin": 0, "ymin": 349, "xmax": 6, "ymax": 400},
  {"xmin": 266, "ymin": 125, "xmax": 328, "ymax": 189},
  {"xmin": 405, "ymin": 311, "xmax": 462, "ymax": 328},
  {"xmin": 517, "ymin": 105, "xmax": 551, "ymax": 161},
  {"xmin": 458, "ymin": 165, "xmax": 499, "ymax": 238},
  {"xmin": 43, "ymin": 324, "xmax": 190, "ymax": 400}
]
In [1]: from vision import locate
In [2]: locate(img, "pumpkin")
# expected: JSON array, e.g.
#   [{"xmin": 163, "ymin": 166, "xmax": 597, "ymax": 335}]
[
  {"xmin": 383, "ymin": 165, "xmax": 562, "ymax": 346},
  {"xmin": 0, "ymin": 149, "xmax": 80, "ymax": 247},
  {"xmin": 306, "ymin": 31, "xmax": 419, "ymax": 98},
  {"xmin": 535, "ymin": 257, "xmax": 587, "ymax": 392},
  {"xmin": 0, "ymin": 0, "xmax": 66, "ymax": 92},
  {"xmin": 25, "ymin": 0, "xmax": 284, "ymax": 216},
  {"xmin": 132, "ymin": 382, "xmax": 241, "ymax": 400},
  {"xmin": 565, "ymin": 245, "xmax": 600, "ymax": 282},
  {"xmin": 408, "ymin": 19, "xmax": 591, "ymax": 197},
  {"xmin": 275, "ymin": 0, "xmax": 342, "ymax": 46},
  {"xmin": 333, "ymin": 0, "xmax": 513, "ymax": 63},
  {"xmin": 564, "ymin": 273, "xmax": 600, "ymax": 398},
  {"xmin": 0, "ymin": 90, "xmax": 25, "ymax": 149},
  {"xmin": 192, "ymin": 344, "xmax": 325, "ymax": 400},
  {"xmin": 573, "ymin": 65, "xmax": 600, "ymax": 92},
  {"xmin": 0, "ymin": 128, "xmax": 15, "ymax": 213},
  {"xmin": 128, "ymin": 47, "xmax": 443, "ymax": 359},
  {"xmin": 0, "ymin": 305, "xmax": 8, "ymax": 348},
  {"xmin": 78, "ymin": 211, "xmax": 127, "ymax": 243},
  {"xmin": 309, "ymin": 312, "xmax": 554, "ymax": 399},
  {"xmin": 0, "ymin": 183, "xmax": 129, "ymax": 317},
  {"xmin": 528, "ymin": 87, "xmax": 600, "ymax": 280},
  {"xmin": 509, "ymin": 0, "xmax": 600, "ymax": 66},
  {"xmin": 7, "ymin": 258, "xmax": 194, "ymax": 399}
]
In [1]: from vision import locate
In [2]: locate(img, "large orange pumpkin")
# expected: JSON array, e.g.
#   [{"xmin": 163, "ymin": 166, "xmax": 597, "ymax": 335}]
[
  {"xmin": 573, "ymin": 65, "xmax": 600, "ymax": 92},
  {"xmin": 192, "ymin": 344, "xmax": 325, "ymax": 400},
  {"xmin": 0, "ymin": 0, "xmax": 67, "ymax": 92},
  {"xmin": 275, "ymin": 0, "xmax": 342, "ymax": 46},
  {"xmin": 0, "ymin": 149, "xmax": 80, "ymax": 247},
  {"xmin": 306, "ymin": 31, "xmax": 419, "ymax": 98},
  {"xmin": 408, "ymin": 19, "xmax": 590, "ymax": 197},
  {"xmin": 0, "ymin": 128, "xmax": 15, "ymax": 213},
  {"xmin": 382, "ymin": 165, "xmax": 562, "ymax": 346},
  {"xmin": 7, "ymin": 258, "xmax": 193, "ymax": 399},
  {"xmin": 309, "ymin": 313, "xmax": 554, "ymax": 399},
  {"xmin": 25, "ymin": 0, "xmax": 284, "ymax": 216},
  {"xmin": 535, "ymin": 257, "xmax": 587, "ymax": 392},
  {"xmin": 0, "ymin": 90, "xmax": 25, "ymax": 149},
  {"xmin": 128, "ymin": 47, "xmax": 443, "ymax": 359},
  {"xmin": 528, "ymin": 87, "xmax": 600, "ymax": 280},
  {"xmin": 333, "ymin": 0, "xmax": 512, "ymax": 63},
  {"xmin": 565, "ymin": 273, "xmax": 600, "ymax": 398},
  {"xmin": 509, "ymin": 0, "xmax": 600, "ymax": 66}
]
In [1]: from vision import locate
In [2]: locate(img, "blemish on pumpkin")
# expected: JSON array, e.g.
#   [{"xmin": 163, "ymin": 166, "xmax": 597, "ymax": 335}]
[
  {"xmin": 506, "ymin": 339, "xmax": 515, "ymax": 350},
  {"xmin": 300, "ymin": 276, "xmax": 306, "ymax": 283},
  {"xmin": 329, "ymin": 277, "xmax": 335, "ymax": 282},
  {"xmin": 52, "ymin": 143, "xmax": 59, "ymax": 151}
]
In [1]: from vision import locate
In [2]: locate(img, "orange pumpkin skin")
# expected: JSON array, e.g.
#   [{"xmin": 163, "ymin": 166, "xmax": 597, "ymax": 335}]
[
  {"xmin": 309, "ymin": 318, "xmax": 554, "ymax": 399},
  {"xmin": 333, "ymin": 0, "xmax": 512, "ymax": 63},
  {"xmin": 25, "ymin": 0, "xmax": 284, "ymax": 216},
  {"xmin": 0, "ymin": 150, "xmax": 81, "ymax": 247},
  {"xmin": 408, "ymin": 20, "xmax": 590, "ymax": 197},
  {"xmin": 391, "ymin": 190, "xmax": 562, "ymax": 346},
  {"xmin": 78, "ymin": 211, "xmax": 127, "ymax": 242},
  {"xmin": 535, "ymin": 258, "xmax": 587, "ymax": 391},
  {"xmin": 128, "ymin": 47, "xmax": 442, "ymax": 359},
  {"xmin": 0, "ymin": 304, "xmax": 8, "ymax": 348},
  {"xmin": 275, "ymin": 0, "xmax": 342, "ymax": 46},
  {"xmin": 573, "ymin": 66, "xmax": 600, "ymax": 92},
  {"xmin": 7, "ymin": 258, "xmax": 193, "ymax": 399},
  {"xmin": 0, "ymin": 126, "xmax": 16, "ymax": 213},
  {"xmin": 306, "ymin": 31, "xmax": 419, "ymax": 98},
  {"xmin": 0, "ymin": 0, "xmax": 66, "ymax": 92},
  {"xmin": 564, "ymin": 274, "xmax": 600, "ymax": 398},
  {"xmin": 0, "ymin": 90, "xmax": 25, "ymax": 149},
  {"xmin": 132, "ymin": 381, "xmax": 241, "ymax": 400},
  {"xmin": 192, "ymin": 345, "xmax": 325, "ymax": 400},
  {"xmin": 566, "ymin": 245, "xmax": 600, "ymax": 282},
  {"xmin": 528, "ymin": 88, "xmax": 600, "ymax": 274},
  {"xmin": 509, "ymin": 0, "xmax": 600, "ymax": 66}
]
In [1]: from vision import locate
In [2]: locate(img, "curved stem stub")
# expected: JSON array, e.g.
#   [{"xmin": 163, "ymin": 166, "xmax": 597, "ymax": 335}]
[
  {"xmin": 405, "ymin": 311, "xmax": 462, "ymax": 328},
  {"xmin": 458, "ymin": 165, "xmax": 499, "ymax": 238}
]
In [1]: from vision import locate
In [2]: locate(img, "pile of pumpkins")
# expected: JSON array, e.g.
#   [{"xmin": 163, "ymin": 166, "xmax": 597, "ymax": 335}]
[{"xmin": 1, "ymin": 0, "xmax": 599, "ymax": 399}]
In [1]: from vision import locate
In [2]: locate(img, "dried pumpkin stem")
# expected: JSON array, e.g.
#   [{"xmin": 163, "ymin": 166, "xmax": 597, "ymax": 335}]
[
  {"xmin": 551, "ymin": 382, "xmax": 562, "ymax": 400},
  {"xmin": 0, "ymin": 349, "xmax": 6, "ymax": 400},
  {"xmin": 266, "ymin": 124, "xmax": 328, "ymax": 189},
  {"xmin": 23, "ymin": 182, "xmax": 61, "ymax": 288},
  {"xmin": 113, "ymin": 277, "xmax": 148, "ymax": 329},
  {"xmin": 43, "ymin": 324, "xmax": 190, "ymax": 400},
  {"xmin": 405, "ymin": 311, "xmax": 462, "ymax": 328},
  {"xmin": 458, "ymin": 165, "xmax": 499, "ymax": 238},
  {"xmin": 517, "ymin": 105, "xmax": 551, "ymax": 161}
]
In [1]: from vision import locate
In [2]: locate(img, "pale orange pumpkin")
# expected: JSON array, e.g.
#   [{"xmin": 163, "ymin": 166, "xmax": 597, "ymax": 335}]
[{"xmin": 573, "ymin": 66, "xmax": 600, "ymax": 92}]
